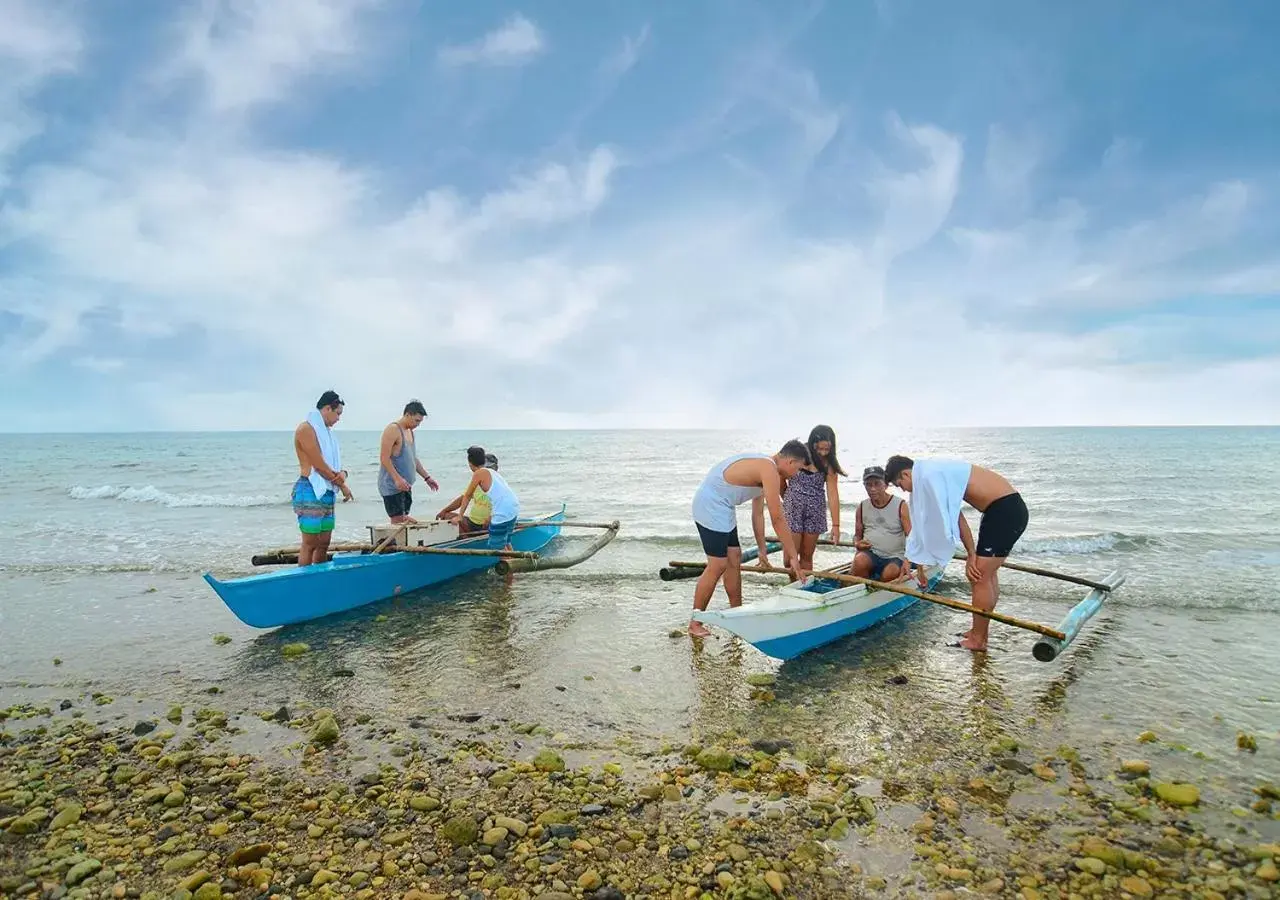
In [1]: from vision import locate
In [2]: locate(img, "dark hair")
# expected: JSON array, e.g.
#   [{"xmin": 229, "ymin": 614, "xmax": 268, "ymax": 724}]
[
  {"xmin": 778, "ymin": 439, "xmax": 811, "ymax": 465},
  {"xmin": 316, "ymin": 390, "xmax": 343, "ymax": 410},
  {"xmin": 484, "ymin": 453, "xmax": 498, "ymax": 470},
  {"xmin": 884, "ymin": 455, "xmax": 914, "ymax": 485},
  {"xmin": 404, "ymin": 399, "xmax": 427, "ymax": 417},
  {"xmin": 466, "ymin": 446, "xmax": 486, "ymax": 467},
  {"xmin": 806, "ymin": 425, "xmax": 846, "ymax": 478}
]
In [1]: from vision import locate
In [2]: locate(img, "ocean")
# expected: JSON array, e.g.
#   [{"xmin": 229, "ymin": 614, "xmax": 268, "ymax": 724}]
[{"xmin": 1, "ymin": 426, "xmax": 1277, "ymax": 842}]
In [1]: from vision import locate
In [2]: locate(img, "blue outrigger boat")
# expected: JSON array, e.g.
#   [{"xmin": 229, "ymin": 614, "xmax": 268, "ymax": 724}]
[{"xmin": 204, "ymin": 505, "xmax": 615, "ymax": 629}]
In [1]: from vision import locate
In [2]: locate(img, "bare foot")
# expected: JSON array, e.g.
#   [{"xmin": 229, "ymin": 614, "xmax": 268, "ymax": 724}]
[
  {"xmin": 958, "ymin": 636, "xmax": 987, "ymax": 652},
  {"xmin": 689, "ymin": 620, "xmax": 711, "ymax": 638}
]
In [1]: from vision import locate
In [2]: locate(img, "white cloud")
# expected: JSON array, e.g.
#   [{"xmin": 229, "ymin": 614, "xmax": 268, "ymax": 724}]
[
  {"xmin": 162, "ymin": 0, "xmax": 379, "ymax": 113},
  {"xmin": 438, "ymin": 14, "xmax": 545, "ymax": 69},
  {"xmin": 0, "ymin": 0, "xmax": 82, "ymax": 173},
  {"xmin": 1, "ymin": 2, "xmax": 1277, "ymax": 431},
  {"xmin": 601, "ymin": 24, "xmax": 650, "ymax": 79}
]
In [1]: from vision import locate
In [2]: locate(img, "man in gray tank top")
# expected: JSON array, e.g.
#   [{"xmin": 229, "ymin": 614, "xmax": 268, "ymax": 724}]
[
  {"xmin": 853, "ymin": 466, "xmax": 913, "ymax": 581},
  {"xmin": 378, "ymin": 400, "xmax": 439, "ymax": 523}
]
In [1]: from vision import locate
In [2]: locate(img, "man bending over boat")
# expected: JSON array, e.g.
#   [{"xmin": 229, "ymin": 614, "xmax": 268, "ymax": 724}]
[
  {"xmin": 853, "ymin": 465, "xmax": 913, "ymax": 582},
  {"xmin": 437, "ymin": 452, "xmax": 499, "ymax": 535},
  {"xmin": 292, "ymin": 391, "xmax": 353, "ymax": 566},
  {"xmin": 884, "ymin": 455, "xmax": 1028, "ymax": 652},
  {"xmin": 378, "ymin": 399, "xmax": 439, "ymax": 524},
  {"xmin": 688, "ymin": 443, "xmax": 809, "ymax": 638}
]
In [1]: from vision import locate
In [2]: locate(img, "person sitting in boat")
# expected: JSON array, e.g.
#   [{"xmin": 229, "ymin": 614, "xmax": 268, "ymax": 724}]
[
  {"xmin": 852, "ymin": 465, "xmax": 912, "ymax": 582},
  {"xmin": 781, "ymin": 425, "xmax": 846, "ymax": 577},
  {"xmin": 455, "ymin": 446, "xmax": 520, "ymax": 558},
  {"xmin": 688, "ymin": 443, "xmax": 808, "ymax": 637},
  {"xmin": 884, "ymin": 455, "xmax": 1029, "ymax": 653},
  {"xmin": 378, "ymin": 399, "xmax": 439, "ymax": 524},
  {"xmin": 436, "ymin": 452, "xmax": 499, "ymax": 535},
  {"xmin": 291, "ymin": 390, "xmax": 353, "ymax": 567}
]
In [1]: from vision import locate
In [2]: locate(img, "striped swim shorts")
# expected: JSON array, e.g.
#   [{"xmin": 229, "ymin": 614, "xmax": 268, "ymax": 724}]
[{"xmin": 292, "ymin": 477, "xmax": 335, "ymax": 534}]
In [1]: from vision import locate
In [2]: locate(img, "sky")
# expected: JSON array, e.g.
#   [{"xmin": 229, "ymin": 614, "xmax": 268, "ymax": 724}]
[{"xmin": 1, "ymin": 0, "xmax": 1278, "ymax": 432}]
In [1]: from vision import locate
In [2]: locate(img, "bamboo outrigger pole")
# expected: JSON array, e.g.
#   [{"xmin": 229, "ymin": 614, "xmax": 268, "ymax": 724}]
[
  {"xmin": 251, "ymin": 544, "xmax": 540, "ymax": 566},
  {"xmin": 495, "ymin": 521, "xmax": 621, "ymax": 575},
  {"xmin": 760, "ymin": 534, "xmax": 1116, "ymax": 593},
  {"xmin": 658, "ymin": 542, "xmax": 781, "ymax": 581}
]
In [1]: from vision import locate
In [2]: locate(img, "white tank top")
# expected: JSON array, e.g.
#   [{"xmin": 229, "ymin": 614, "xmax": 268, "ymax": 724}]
[
  {"xmin": 692, "ymin": 453, "xmax": 769, "ymax": 532},
  {"xmin": 861, "ymin": 495, "xmax": 906, "ymax": 557},
  {"xmin": 483, "ymin": 470, "xmax": 519, "ymax": 524}
]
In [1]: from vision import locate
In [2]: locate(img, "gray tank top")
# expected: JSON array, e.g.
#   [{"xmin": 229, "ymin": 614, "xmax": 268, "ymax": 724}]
[
  {"xmin": 861, "ymin": 495, "xmax": 906, "ymax": 556},
  {"xmin": 377, "ymin": 425, "xmax": 417, "ymax": 496}
]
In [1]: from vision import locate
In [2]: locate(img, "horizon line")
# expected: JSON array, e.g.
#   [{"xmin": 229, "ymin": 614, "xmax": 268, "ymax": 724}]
[{"xmin": 1, "ymin": 424, "xmax": 1278, "ymax": 437}]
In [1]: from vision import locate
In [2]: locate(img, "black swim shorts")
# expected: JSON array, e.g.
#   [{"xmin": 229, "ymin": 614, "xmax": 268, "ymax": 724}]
[
  {"xmin": 382, "ymin": 490, "xmax": 413, "ymax": 519},
  {"xmin": 696, "ymin": 523, "xmax": 740, "ymax": 558},
  {"xmin": 976, "ymin": 492, "xmax": 1029, "ymax": 558}
]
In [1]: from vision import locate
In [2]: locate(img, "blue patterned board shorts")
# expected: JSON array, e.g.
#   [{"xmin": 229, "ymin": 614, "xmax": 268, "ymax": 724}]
[
  {"xmin": 487, "ymin": 517, "xmax": 517, "ymax": 549},
  {"xmin": 783, "ymin": 469, "xmax": 827, "ymax": 534},
  {"xmin": 292, "ymin": 476, "xmax": 335, "ymax": 534}
]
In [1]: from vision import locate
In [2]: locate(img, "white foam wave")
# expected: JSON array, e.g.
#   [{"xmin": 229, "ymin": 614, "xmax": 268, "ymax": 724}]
[
  {"xmin": 1017, "ymin": 533, "xmax": 1123, "ymax": 554},
  {"xmin": 68, "ymin": 484, "xmax": 279, "ymax": 508}
]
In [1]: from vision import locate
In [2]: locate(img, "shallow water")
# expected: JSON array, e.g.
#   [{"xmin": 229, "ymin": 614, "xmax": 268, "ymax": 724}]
[{"xmin": 2, "ymin": 427, "xmax": 1278, "ymax": 846}]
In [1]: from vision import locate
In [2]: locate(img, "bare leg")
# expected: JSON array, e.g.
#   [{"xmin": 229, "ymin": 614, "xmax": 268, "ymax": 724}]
[
  {"xmin": 314, "ymin": 532, "xmax": 333, "ymax": 565},
  {"xmin": 691, "ymin": 557, "xmax": 729, "ymax": 637},
  {"xmin": 881, "ymin": 560, "xmax": 903, "ymax": 581},
  {"xmin": 298, "ymin": 532, "xmax": 316, "ymax": 567},
  {"xmin": 724, "ymin": 548, "xmax": 743, "ymax": 607},
  {"xmin": 852, "ymin": 552, "xmax": 873, "ymax": 578},
  {"xmin": 797, "ymin": 534, "xmax": 818, "ymax": 578},
  {"xmin": 960, "ymin": 558, "xmax": 1003, "ymax": 651},
  {"xmin": 503, "ymin": 542, "xmax": 514, "ymax": 586}
]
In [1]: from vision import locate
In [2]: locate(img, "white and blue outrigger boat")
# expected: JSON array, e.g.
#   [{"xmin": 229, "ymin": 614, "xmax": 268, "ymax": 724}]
[{"xmin": 660, "ymin": 542, "xmax": 1125, "ymax": 662}]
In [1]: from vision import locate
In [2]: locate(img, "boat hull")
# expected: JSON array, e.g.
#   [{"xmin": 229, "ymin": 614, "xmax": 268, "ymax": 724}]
[
  {"xmin": 203, "ymin": 507, "xmax": 565, "ymax": 629},
  {"xmin": 693, "ymin": 570, "xmax": 944, "ymax": 661}
]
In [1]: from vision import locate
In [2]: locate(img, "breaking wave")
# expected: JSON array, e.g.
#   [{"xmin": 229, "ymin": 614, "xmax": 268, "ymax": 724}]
[{"xmin": 68, "ymin": 485, "xmax": 280, "ymax": 508}]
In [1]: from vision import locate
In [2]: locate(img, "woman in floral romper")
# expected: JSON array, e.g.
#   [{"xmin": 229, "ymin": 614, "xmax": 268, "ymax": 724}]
[{"xmin": 782, "ymin": 425, "xmax": 846, "ymax": 577}]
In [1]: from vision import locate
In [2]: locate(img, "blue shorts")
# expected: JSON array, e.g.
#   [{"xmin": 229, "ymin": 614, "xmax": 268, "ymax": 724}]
[
  {"xmin": 861, "ymin": 549, "xmax": 905, "ymax": 579},
  {"xmin": 487, "ymin": 517, "xmax": 517, "ymax": 549}
]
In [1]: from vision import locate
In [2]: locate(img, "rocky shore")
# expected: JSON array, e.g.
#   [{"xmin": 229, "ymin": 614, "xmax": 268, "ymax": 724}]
[{"xmin": 2, "ymin": 688, "xmax": 1278, "ymax": 900}]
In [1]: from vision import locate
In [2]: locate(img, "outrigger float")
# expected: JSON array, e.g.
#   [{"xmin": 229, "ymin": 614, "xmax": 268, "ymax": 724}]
[
  {"xmin": 659, "ymin": 536, "xmax": 1125, "ymax": 662},
  {"xmin": 203, "ymin": 505, "xmax": 619, "ymax": 629}
]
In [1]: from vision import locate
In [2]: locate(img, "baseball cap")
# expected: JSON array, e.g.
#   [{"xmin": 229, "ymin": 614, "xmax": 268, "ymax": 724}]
[
  {"xmin": 484, "ymin": 453, "xmax": 498, "ymax": 470},
  {"xmin": 862, "ymin": 465, "xmax": 886, "ymax": 482}
]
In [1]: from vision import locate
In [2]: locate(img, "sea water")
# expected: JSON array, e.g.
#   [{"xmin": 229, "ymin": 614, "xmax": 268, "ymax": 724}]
[{"xmin": 1, "ymin": 427, "xmax": 1277, "ymax": 835}]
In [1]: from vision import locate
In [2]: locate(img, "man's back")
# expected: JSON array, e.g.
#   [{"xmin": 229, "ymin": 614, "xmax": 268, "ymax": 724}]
[{"xmin": 692, "ymin": 454, "xmax": 769, "ymax": 531}]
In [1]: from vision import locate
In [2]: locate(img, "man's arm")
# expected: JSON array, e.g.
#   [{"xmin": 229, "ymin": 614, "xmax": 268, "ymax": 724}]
[
  {"xmin": 437, "ymin": 494, "xmax": 464, "ymax": 519},
  {"xmin": 414, "ymin": 457, "xmax": 439, "ymax": 490},
  {"xmin": 759, "ymin": 463, "xmax": 800, "ymax": 570},
  {"xmin": 296, "ymin": 424, "xmax": 343, "ymax": 483},
  {"xmin": 854, "ymin": 502, "xmax": 868, "ymax": 548},
  {"xmin": 751, "ymin": 496, "xmax": 768, "ymax": 563},
  {"xmin": 457, "ymin": 470, "xmax": 484, "ymax": 510},
  {"xmin": 958, "ymin": 511, "xmax": 975, "ymax": 556},
  {"xmin": 900, "ymin": 501, "xmax": 912, "ymax": 536}
]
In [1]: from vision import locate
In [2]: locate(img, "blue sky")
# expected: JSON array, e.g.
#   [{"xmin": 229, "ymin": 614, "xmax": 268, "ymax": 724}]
[{"xmin": 1, "ymin": 0, "xmax": 1277, "ymax": 431}]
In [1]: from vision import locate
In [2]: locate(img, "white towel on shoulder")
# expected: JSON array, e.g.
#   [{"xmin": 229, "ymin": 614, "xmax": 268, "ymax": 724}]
[
  {"xmin": 904, "ymin": 458, "xmax": 972, "ymax": 567},
  {"xmin": 306, "ymin": 409, "xmax": 342, "ymax": 499}
]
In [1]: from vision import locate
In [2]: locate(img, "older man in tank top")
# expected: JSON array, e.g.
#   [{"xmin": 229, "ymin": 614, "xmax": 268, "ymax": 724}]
[
  {"xmin": 853, "ymin": 466, "xmax": 912, "ymax": 581},
  {"xmin": 378, "ymin": 400, "xmax": 439, "ymax": 523}
]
